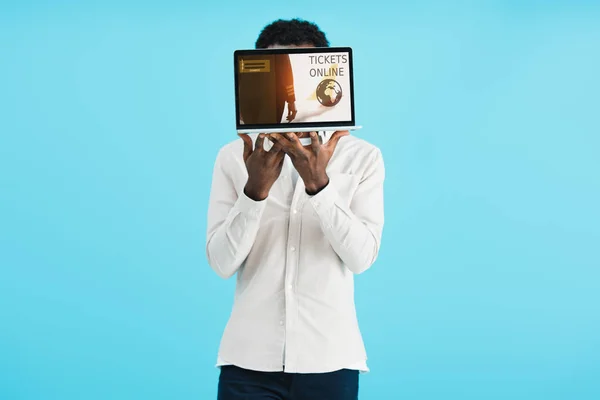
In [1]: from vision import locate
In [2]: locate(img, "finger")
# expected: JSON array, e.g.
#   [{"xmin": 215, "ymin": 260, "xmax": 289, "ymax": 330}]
[
  {"xmin": 276, "ymin": 148, "xmax": 286, "ymax": 162},
  {"xmin": 270, "ymin": 133, "xmax": 293, "ymax": 153},
  {"xmin": 268, "ymin": 139, "xmax": 283, "ymax": 153},
  {"xmin": 254, "ymin": 134, "xmax": 266, "ymax": 152},
  {"xmin": 275, "ymin": 152, "xmax": 286, "ymax": 168},
  {"xmin": 284, "ymin": 132, "xmax": 302, "ymax": 145},
  {"xmin": 309, "ymin": 131, "xmax": 320, "ymax": 153},
  {"xmin": 325, "ymin": 130, "xmax": 350, "ymax": 150},
  {"xmin": 284, "ymin": 132, "xmax": 306, "ymax": 155},
  {"xmin": 238, "ymin": 133, "xmax": 253, "ymax": 161}
]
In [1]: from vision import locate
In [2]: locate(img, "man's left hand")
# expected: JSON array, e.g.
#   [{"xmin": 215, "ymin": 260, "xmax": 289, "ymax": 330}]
[
  {"xmin": 269, "ymin": 131, "xmax": 349, "ymax": 195},
  {"xmin": 286, "ymin": 102, "xmax": 298, "ymax": 122}
]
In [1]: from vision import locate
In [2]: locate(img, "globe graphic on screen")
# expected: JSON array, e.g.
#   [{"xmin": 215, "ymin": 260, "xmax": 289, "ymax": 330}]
[{"xmin": 316, "ymin": 79, "xmax": 343, "ymax": 107}]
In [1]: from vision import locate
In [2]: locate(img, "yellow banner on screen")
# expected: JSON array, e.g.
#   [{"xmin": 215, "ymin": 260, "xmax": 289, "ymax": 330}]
[{"xmin": 240, "ymin": 59, "xmax": 271, "ymax": 73}]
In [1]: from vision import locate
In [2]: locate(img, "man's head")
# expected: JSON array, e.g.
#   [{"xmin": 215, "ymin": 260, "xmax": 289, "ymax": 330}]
[{"xmin": 255, "ymin": 18, "xmax": 329, "ymax": 49}]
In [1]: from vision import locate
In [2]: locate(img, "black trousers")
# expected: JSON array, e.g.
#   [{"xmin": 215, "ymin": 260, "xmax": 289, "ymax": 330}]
[{"xmin": 217, "ymin": 365, "xmax": 359, "ymax": 400}]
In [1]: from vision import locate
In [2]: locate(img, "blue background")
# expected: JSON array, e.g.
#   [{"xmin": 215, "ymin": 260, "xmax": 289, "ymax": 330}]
[{"xmin": 1, "ymin": 1, "xmax": 599, "ymax": 399}]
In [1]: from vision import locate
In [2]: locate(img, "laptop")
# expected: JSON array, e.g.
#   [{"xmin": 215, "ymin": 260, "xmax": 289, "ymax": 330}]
[{"xmin": 233, "ymin": 46, "xmax": 362, "ymax": 140}]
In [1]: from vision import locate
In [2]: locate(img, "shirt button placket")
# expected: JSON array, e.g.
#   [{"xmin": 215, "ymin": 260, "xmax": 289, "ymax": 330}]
[{"xmin": 284, "ymin": 197, "xmax": 302, "ymax": 371}]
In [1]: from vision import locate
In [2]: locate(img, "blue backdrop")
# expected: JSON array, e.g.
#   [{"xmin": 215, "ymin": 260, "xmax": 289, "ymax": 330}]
[{"xmin": 1, "ymin": 1, "xmax": 599, "ymax": 399}]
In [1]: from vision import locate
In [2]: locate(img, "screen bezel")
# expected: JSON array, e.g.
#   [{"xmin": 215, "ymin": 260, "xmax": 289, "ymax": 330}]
[{"xmin": 233, "ymin": 46, "xmax": 355, "ymax": 130}]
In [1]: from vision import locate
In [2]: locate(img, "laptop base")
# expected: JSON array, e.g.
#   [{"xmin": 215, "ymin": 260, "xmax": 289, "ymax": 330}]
[{"xmin": 237, "ymin": 125, "xmax": 362, "ymax": 134}]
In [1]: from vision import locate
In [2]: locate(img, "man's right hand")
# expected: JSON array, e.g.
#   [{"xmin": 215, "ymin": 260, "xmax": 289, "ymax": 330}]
[{"xmin": 239, "ymin": 133, "xmax": 285, "ymax": 201}]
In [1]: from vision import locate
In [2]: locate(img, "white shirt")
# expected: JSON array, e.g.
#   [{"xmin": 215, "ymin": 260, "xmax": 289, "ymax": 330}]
[
  {"xmin": 288, "ymin": 157, "xmax": 299, "ymax": 187},
  {"xmin": 205, "ymin": 133, "xmax": 385, "ymax": 374}
]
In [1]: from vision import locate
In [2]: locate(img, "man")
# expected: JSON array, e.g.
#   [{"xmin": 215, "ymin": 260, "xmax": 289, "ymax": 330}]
[
  {"xmin": 238, "ymin": 53, "xmax": 297, "ymax": 124},
  {"xmin": 206, "ymin": 18, "xmax": 385, "ymax": 400},
  {"xmin": 274, "ymin": 54, "xmax": 298, "ymax": 123}
]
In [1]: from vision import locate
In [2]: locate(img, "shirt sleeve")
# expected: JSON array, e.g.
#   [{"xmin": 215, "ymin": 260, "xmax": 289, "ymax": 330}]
[
  {"xmin": 306, "ymin": 148, "xmax": 385, "ymax": 274},
  {"xmin": 205, "ymin": 147, "xmax": 267, "ymax": 279},
  {"xmin": 278, "ymin": 54, "xmax": 295, "ymax": 103}
]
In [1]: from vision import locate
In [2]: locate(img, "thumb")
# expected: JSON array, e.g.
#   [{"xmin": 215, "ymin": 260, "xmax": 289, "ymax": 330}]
[
  {"xmin": 238, "ymin": 133, "xmax": 253, "ymax": 161},
  {"xmin": 326, "ymin": 130, "xmax": 349, "ymax": 150}
]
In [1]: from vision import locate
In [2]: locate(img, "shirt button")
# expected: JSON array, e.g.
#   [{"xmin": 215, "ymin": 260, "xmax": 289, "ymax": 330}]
[
  {"xmin": 292, "ymin": 209, "xmax": 298, "ymax": 214},
  {"xmin": 279, "ymin": 320, "xmax": 284, "ymax": 326},
  {"xmin": 290, "ymin": 246, "xmax": 296, "ymax": 252},
  {"xmin": 288, "ymin": 284, "xmax": 293, "ymax": 290}
]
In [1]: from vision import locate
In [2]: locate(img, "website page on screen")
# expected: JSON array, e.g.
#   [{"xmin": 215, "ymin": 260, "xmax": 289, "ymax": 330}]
[{"xmin": 236, "ymin": 51, "xmax": 352, "ymax": 126}]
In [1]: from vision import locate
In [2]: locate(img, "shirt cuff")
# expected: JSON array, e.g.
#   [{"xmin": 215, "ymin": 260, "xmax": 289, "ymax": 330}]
[
  {"xmin": 307, "ymin": 178, "xmax": 338, "ymax": 213},
  {"xmin": 235, "ymin": 191, "xmax": 268, "ymax": 219}
]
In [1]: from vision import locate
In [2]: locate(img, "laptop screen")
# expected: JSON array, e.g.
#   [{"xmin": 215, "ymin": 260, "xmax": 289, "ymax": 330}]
[{"xmin": 234, "ymin": 47, "xmax": 354, "ymax": 130}]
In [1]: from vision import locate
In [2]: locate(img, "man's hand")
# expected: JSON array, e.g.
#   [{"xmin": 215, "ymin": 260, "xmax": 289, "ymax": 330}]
[
  {"xmin": 269, "ymin": 131, "xmax": 349, "ymax": 195},
  {"xmin": 286, "ymin": 102, "xmax": 297, "ymax": 122},
  {"xmin": 239, "ymin": 133, "xmax": 285, "ymax": 201}
]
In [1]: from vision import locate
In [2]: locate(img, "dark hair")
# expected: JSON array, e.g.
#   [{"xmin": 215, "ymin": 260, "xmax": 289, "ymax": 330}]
[{"xmin": 255, "ymin": 18, "xmax": 330, "ymax": 49}]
